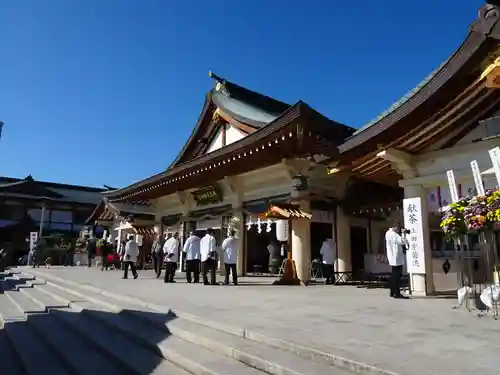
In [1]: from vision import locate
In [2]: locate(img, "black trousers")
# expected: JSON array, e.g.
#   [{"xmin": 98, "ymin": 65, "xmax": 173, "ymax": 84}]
[
  {"xmin": 100, "ymin": 255, "xmax": 109, "ymax": 270},
  {"xmin": 390, "ymin": 265, "xmax": 403, "ymax": 296},
  {"xmin": 123, "ymin": 261, "xmax": 138, "ymax": 279},
  {"xmin": 164, "ymin": 262, "xmax": 177, "ymax": 283},
  {"xmin": 64, "ymin": 252, "xmax": 74, "ymax": 266},
  {"xmin": 186, "ymin": 259, "xmax": 200, "ymax": 283},
  {"xmin": 224, "ymin": 263, "xmax": 237, "ymax": 285},
  {"xmin": 202, "ymin": 259, "xmax": 216, "ymax": 285},
  {"xmin": 87, "ymin": 253, "xmax": 93, "ymax": 267},
  {"xmin": 323, "ymin": 264, "xmax": 334, "ymax": 284},
  {"xmin": 152, "ymin": 253, "xmax": 163, "ymax": 278}
]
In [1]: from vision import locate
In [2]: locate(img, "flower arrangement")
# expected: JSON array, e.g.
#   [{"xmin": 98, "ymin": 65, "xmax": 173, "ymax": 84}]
[
  {"xmin": 440, "ymin": 187, "xmax": 500, "ymax": 238},
  {"xmin": 487, "ymin": 188, "xmax": 500, "ymax": 229},
  {"xmin": 463, "ymin": 195, "xmax": 490, "ymax": 232},
  {"xmin": 440, "ymin": 198, "xmax": 469, "ymax": 240}
]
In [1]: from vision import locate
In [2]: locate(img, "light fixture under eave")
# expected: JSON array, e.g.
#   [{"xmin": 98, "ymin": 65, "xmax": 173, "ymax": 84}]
[
  {"xmin": 327, "ymin": 167, "xmax": 341, "ymax": 175},
  {"xmin": 480, "ymin": 56, "xmax": 500, "ymax": 89}
]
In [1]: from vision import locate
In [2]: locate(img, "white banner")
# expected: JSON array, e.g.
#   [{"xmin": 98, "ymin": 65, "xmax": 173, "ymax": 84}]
[
  {"xmin": 403, "ymin": 197, "xmax": 426, "ymax": 274},
  {"xmin": 446, "ymin": 170, "xmax": 459, "ymax": 203},
  {"xmin": 470, "ymin": 160, "xmax": 486, "ymax": 196},
  {"xmin": 29, "ymin": 232, "xmax": 38, "ymax": 251},
  {"xmin": 488, "ymin": 147, "xmax": 500, "ymax": 186}
]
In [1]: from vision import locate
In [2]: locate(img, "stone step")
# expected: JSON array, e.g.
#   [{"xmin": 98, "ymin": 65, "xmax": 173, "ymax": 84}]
[
  {"xmin": 131, "ymin": 309, "xmax": 356, "ymax": 375},
  {"xmin": 0, "ymin": 328, "xmax": 26, "ymax": 375},
  {"xmin": 4, "ymin": 320, "xmax": 71, "ymax": 375},
  {"xmin": 54, "ymin": 282, "xmax": 354, "ymax": 375},
  {"xmin": 35, "ymin": 283, "xmax": 88, "ymax": 305},
  {"xmin": 51, "ymin": 307, "xmax": 191, "ymax": 375},
  {"xmin": 2, "ymin": 277, "xmax": 30, "ymax": 292},
  {"xmin": 0, "ymin": 295, "xmax": 25, "ymax": 323},
  {"xmin": 27, "ymin": 311, "xmax": 124, "ymax": 375},
  {"xmin": 12, "ymin": 273, "xmax": 36, "ymax": 282},
  {"xmin": 20, "ymin": 286, "xmax": 69, "ymax": 309},
  {"xmin": 25, "ymin": 271, "xmax": 365, "ymax": 375},
  {"xmin": 5, "ymin": 290, "xmax": 46, "ymax": 314},
  {"xmin": 83, "ymin": 305, "xmax": 267, "ymax": 375}
]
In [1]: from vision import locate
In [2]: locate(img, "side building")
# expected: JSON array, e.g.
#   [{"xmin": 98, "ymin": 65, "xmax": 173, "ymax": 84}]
[{"xmin": 0, "ymin": 175, "xmax": 108, "ymax": 254}]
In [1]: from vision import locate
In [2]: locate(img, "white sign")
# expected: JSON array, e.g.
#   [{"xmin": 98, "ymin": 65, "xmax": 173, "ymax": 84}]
[
  {"xmin": 488, "ymin": 147, "xmax": 500, "ymax": 186},
  {"xmin": 403, "ymin": 197, "xmax": 426, "ymax": 274},
  {"xmin": 29, "ymin": 232, "xmax": 38, "ymax": 251},
  {"xmin": 470, "ymin": 160, "xmax": 486, "ymax": 196},
  {"xmin": 446, "ymin": 170, "xmax": 459, "ymax": 203}
]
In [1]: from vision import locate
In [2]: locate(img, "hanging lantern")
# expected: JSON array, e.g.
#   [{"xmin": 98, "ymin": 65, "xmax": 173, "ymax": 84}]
[
  {"xmin": 276, "ymin": 220, "xmax": 289, "ymax": 242},
  {"xmin": 257, "ymin": 217, "xmax": 262, "ymax": 234},
  {"xmin": 266, "ymin": 219, "xmax": 272, "ymax": 233}
]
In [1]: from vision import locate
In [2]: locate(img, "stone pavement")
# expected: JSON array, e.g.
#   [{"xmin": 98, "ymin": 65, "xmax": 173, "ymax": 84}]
[{"xmin": 22, "ymin": 266, "xmax": 500, "ymax": 375}]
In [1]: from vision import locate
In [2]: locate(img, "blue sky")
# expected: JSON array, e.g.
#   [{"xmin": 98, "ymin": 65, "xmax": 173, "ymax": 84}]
[{"xmin": 0, "ymin": 0, "xmax": 484, "ymax": 188}]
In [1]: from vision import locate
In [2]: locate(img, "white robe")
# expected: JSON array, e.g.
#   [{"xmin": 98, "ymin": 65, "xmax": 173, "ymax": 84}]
[
  {"xmin": 221, "ymin": 236, "xmax": 238, "ymax": 264},
  {"xmin": 200, "ymin": 234, "xmax": 216, "ymax": 262},
  {"xmin": 163, "ymin": 237, "xmax": 179, "ymax": 263},
  {"xmin": 320, "ymin": 239, "xmax": 335, "ymax": 265},
  {"xmin": 183, "ymin": 235, "xmax": 201, "ymax": 261},
  {"xmin": 385, "ymin": 229, "xmax": 408, "ymax": 266},
  {"xmin": 124, "ymin": 240, "xmax": 139, "ymax": 263}
]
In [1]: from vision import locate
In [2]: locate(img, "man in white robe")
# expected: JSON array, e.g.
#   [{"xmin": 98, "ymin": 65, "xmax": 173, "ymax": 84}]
[
  {"xmin": 183, "ymin": 231, "xmax": 201, "ymax": 283},
  {"xmin": 122, "ymin": 235, "xmax": 139, "ymax": 279},
  {"xmin": 385, "ymin": 220, "xmax": 409, "ymax": 298},
  {"xmin": 221, "ymin": 230, "xmax": 238, "ymax": 285},
  {"xmin": 163, "ymin": 232, "xmax": 179, "ymax": 283},
  {"xmin": 200, "ymin": 228, "xmax": 217, "ymax": 285},
  {"xmin": 320, "ymin": 238, "xmax": 335, "ymax": 284}
]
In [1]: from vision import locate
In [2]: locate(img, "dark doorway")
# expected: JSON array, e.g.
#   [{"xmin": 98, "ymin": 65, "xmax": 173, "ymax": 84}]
[
  {"xmin": 350, "ymin": 226, "xmax": 367, "ymax": 272},
  {"xmin": 310, "ymin": 222, "xmax": 333, "ymax": 262}
]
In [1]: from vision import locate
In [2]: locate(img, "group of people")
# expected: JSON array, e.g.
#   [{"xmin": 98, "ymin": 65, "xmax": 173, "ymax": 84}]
[{"xmin": 127, "ymin": 228, "xmax": 239, "ymax": 286}]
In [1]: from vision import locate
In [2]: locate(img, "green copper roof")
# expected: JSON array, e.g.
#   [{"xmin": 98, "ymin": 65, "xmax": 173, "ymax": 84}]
[{"xmin": 352, "ymin": 58, "xmax": 451, "ymax": 136}]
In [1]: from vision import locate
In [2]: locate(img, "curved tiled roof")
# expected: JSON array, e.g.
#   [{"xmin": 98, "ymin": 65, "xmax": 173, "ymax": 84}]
[
  {"xmin": 338, "ymin": 4, "xmax": 500, "ymax": 158},
  {"xmin": 352, "ymin": 58, "xmax": 451, "ymax": 136}
]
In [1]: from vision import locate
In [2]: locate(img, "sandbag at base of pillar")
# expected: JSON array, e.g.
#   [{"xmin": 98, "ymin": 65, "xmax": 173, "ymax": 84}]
[{"xmin": 273, "ymin": 259, "xmax": 302, "ymax": 285}]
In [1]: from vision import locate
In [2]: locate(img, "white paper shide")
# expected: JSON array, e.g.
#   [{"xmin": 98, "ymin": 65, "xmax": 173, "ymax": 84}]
[{"xmin": 403, "ymin": 197, "xmax": 426, "ymax": 274}]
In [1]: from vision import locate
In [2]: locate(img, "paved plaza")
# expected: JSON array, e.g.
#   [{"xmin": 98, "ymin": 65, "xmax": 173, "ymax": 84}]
[{"xmin": 19, "ymin": 266, "xmax": 500, "ymax": 375}]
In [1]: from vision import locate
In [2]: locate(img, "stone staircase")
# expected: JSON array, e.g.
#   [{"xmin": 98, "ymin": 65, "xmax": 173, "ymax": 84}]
[{"xmin": 0, "ymin": 270, "xmax": 382, "ymax": 375}]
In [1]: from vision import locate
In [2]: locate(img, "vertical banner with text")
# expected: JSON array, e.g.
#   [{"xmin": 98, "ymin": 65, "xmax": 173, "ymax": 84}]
[
  {"xmin": 470, "ymin": 160, "xmax": 486, "ymax": 196},
  {"xmin": 489, "ymin": 147, "xmax": 500, "ymax": 186},
  {"xmin": 447, "ymin": 169, "xmax": 459, "ymax": 203},
  {"xmin": 403, "ymin": 197, "xmax": 426, "ymax": 274},
  {"xmin": 29, "ymin": 232, "xmax": 38, "ymax": 251}
]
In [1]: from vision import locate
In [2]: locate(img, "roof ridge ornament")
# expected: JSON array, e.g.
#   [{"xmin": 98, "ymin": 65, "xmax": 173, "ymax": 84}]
[
  {"xmin": 474, "ymin": 3, "xmax": 500, "ymax": 37},
  {"xmin": 208, "ymin": 70, "xmax": 230, "ymax": 96}
]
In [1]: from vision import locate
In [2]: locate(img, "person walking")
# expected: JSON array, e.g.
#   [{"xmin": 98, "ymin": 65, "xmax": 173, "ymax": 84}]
[
  {"xmin": 385, "ymin": 220, "xmax": 409, "ymax": 299},
  {"xmin": 99, "ymin": 239, "xmax": 110, "ymax": 271},
  {"xmin": 151, "ymin": 233, "xmax": 164, "ymax": 278},
  {"xmin": 200, "ymin": 228, "xmax": 217, "ymax": 285},
  {"xmin": 86, "ymin": 237, "xmax": 97, "ymax": 267},
  {"xmin": 183, "ymin": 231, "xmax": 201, "ymax": 283},
  {"xmin": 122, "ymin": 235, "xmax": 139, "ymax": 279},
  {"xmin": 319, "ymin": 238, "xmax": 335, "ymax": 284},
  {"xmin": 163, "ymin": 232, "xmax": 179, "ymax": 283},
  {"xmin": 221, "ymin": 230, "xmax": 238, "ymax": 285}
]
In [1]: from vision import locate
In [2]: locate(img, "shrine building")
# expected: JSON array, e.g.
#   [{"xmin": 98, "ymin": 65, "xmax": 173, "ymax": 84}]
[{"xmin": 88, "ymin": 4, "xmax": 500, "ymax": 294}]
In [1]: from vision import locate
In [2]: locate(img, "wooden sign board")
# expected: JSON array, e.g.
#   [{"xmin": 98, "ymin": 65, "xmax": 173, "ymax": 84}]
[{"xmin": 192, "ymin": 185, "xmax": 222, "ymax": 206}]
